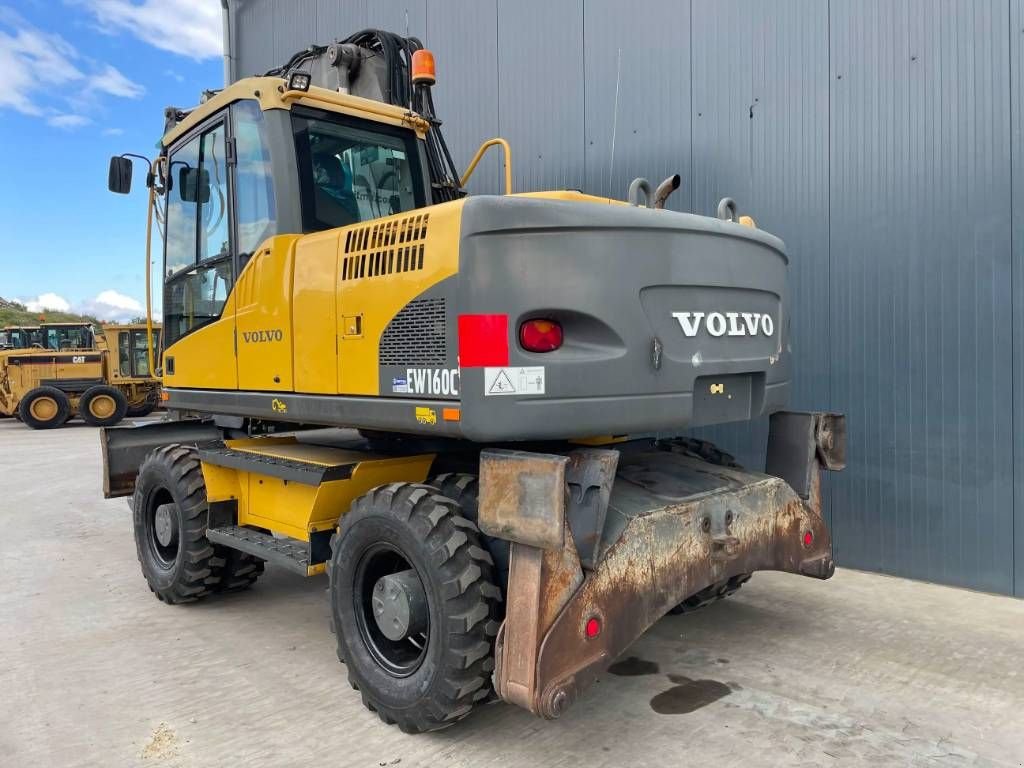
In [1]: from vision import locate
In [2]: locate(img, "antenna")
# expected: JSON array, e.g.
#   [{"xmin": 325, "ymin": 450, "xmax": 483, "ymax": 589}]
[{"xmin": 608, "ymin": 47, "xmax": 622, "ymax": 195}]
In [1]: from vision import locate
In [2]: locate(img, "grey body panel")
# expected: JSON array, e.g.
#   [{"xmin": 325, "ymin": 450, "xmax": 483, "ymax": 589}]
[{"xmin": 453, "ymin": 195, "xmax": 791, "ymax": 441}]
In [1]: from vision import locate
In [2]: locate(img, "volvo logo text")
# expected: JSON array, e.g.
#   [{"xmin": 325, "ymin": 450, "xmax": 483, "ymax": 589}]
[{"xmin": 671, "ymin": 312, "xmax": 774, "ymax": 338}]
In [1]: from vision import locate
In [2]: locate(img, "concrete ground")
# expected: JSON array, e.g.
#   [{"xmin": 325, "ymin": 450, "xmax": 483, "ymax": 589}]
[{"xmin": 1, "ymin": 419, "xmax": 1022, "ymax": 768}]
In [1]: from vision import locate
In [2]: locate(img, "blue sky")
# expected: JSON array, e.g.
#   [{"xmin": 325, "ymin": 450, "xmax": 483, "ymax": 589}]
[{"xmin": 0, "ymin": 0, "xmax": 221, "ymax": 320}]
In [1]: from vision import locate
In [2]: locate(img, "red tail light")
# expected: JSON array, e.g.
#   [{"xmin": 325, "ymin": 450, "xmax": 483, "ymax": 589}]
[{"xmin": 519, "ymin": 319, "xmax": 563, "ymax": 352}]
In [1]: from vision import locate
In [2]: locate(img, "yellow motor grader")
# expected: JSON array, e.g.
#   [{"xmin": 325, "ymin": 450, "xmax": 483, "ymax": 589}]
[{"xmin": 0, "ymin": 322, "xmax": 162, "ymax": 428}]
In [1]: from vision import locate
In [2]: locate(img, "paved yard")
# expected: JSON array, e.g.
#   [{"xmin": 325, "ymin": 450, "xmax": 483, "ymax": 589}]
[{"xmin": 1, "ymin": 418, "xmax": 1022, "ymax": 767}]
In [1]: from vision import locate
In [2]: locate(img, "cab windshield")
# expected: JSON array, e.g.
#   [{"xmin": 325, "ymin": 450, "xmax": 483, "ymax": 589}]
[{"xmin": 291, "ymin": 106, "xmax": 425, "ymax": 233}]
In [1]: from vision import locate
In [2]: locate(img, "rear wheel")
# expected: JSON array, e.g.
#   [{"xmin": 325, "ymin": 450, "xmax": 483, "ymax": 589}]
[
  {"xmin": 329, "ymin": 483, "xmax": 501, "ymax": 733},
  {"xmin": 127, "ymin": 389, "xmax": 160, "ymax": 418},
  {"xmin": 80, "ymin": 385, "xmax": 129, "ymax": 427},
  {"xmin": 18, "ymin": 386, "xmax": 70, "ymax": 429},
  {"xmin": 132, "ymin": 444, "xmax": 223, "ymax": 603},
  {"xmin": 668, "ymin": 574, "xmax": 751, "ymax": 614}
]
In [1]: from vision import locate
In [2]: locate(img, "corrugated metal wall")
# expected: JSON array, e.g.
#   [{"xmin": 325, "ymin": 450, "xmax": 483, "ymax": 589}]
[{"xmin": 228, "ymin": 0, "xmax": 1022, "ymax": 597}]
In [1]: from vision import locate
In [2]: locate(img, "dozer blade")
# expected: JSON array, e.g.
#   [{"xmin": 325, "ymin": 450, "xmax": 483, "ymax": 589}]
[{"xmin": 480, "ymin": 411, "xmax": 844, "ymax": 719}]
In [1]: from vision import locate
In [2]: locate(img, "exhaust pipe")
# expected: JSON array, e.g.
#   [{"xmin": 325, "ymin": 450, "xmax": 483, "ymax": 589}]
[{"xmin": 653, "ymin": 174, "xmax": 681, "ymax": 210}]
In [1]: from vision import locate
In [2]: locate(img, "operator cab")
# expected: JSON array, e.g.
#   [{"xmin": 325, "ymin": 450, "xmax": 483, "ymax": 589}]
[
  {"xmin": 40, "ymin": 322, "xmax": 94, "ymax": 350},
  {"xmin": 1, "ymin": 326, "xmax": 42, "ymax": 349}
]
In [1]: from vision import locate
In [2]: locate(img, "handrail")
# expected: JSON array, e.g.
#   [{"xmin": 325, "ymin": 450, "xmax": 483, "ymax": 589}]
[
  {"xmin": 143, "ymin": 159, "xmax": 161, "ymax": 380},
  {"xmin": 461, "ymin": 138, "xmax": 513, "ymax": 195}
]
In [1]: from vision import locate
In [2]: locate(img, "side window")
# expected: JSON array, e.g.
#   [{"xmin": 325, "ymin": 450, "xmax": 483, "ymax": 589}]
[
  {"xmin": 199, "ymin": 125, "xmax": 230, "ymax": 263},
  {"xmin": 164, "ymin": 122, "xmax": 233, "ymax": 345},
  {"xmin": 131, "ymin": 329, "xmax": 160, "ymax": 377},
  {"xmin": 165, "ymin": 135, "xmax": 200, "ymax": 276},
  {"xmin": 118, "ymin": 332, "xmax": 131, "ymax": 376},
  {"xmin": 233, "ymin": 100, "xmax": 277, "ymax": 269}
]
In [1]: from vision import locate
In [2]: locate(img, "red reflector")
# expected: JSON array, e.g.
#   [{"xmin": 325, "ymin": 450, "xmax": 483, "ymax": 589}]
[
  {"xmin": 519, "ymin": 319, "xmax": 563, "ymax": 352},
  {"xmin": 803, "ymin": 530, "xmax": 814, "ymax": 547},
  {"xmin": 458, "ymin": 314, "xmax": 509, "ymax": 367},
  {"xmin": 585, "ymin": 616, "xmax": 601, "ymax": 639}
]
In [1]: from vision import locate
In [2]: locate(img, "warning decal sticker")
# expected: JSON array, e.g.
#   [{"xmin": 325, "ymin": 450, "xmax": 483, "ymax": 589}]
[{"xmin": 484, "ymin": 367, "xmax": 545, "ymax": 396}]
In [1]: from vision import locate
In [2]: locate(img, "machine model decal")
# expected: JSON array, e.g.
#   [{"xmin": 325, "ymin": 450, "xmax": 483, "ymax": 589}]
[
  {"xmin": 242, "ymin": 329, "xmax": 284, "ymax": 343},
  {"xmin": 484, "ymin": 367, "xmax": 545, "ymax": 396},
  {"xmin": 414, "ymin": 406, "xmax": 437, "ymax": 425},
  {"xmin": 671, "ymin": 311, "xmax": 775, "ymax": 338},
  {"xmin": 401, "ymin": 368, "xmax": 459, "ymax": 396},
  {"xmin": 271, "ymin": 398, "xmax": 288, "ymax": 413}
]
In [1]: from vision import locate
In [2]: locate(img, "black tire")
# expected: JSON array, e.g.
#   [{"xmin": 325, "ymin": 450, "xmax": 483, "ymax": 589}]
[
  {"xmin": 126, "ymin": 389, "xmax": 160, "ymax": 418},
  {"xmin": 668, "ymin": 573, "xmax": 752, "ymax": 615},
  {"xmin": 665, "ymin": 437, "xmax": 749, "ymax": 613},
  {"xmin": 216, "ymin": 547, "xmax": 265, "ymax": 593},
  {"xmin": 80, "ymin": 385, "xmax": 129, "ymax": 427},
  {"xmin": 18, "ymin": 386, "xmax": 70, "ymax": 429},
  {"xmin": 429, "ymin": 473, "xmax": 510, "ymax": 590},
  {"xmin": 329, "ymin": 483, "xmax": 502, "ymax": 733},
  {"xmin": 132, "ymin": 444, "xmax": 224, "ymax": 603}
]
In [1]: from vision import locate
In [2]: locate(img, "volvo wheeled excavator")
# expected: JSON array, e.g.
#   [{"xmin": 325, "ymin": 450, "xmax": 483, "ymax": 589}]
[{"xmin": 102, "ymin": 30, "xmax": 846, "ymax": 733}]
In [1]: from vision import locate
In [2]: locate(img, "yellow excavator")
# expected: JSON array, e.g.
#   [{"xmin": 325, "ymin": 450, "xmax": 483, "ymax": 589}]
[{"xmin": 102, "ymin": 30, "xmax": 845, "ymax": 732}]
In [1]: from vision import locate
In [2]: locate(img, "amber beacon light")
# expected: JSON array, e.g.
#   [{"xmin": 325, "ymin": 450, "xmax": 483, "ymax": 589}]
[{"xmin": 411, "ymin": 49, "xmax": 436, "ymax": 85}]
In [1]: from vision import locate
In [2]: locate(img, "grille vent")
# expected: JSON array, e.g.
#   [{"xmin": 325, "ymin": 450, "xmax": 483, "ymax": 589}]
[
  {"xmin": 379, "ymin": 297, "xmax": 447, "ymax": 366},
  {"xmin": 342, "ymin": 213, "xmax": 430, "ymax": 281}
]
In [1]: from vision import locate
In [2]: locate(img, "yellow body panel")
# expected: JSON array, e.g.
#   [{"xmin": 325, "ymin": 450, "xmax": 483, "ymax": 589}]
[
  {"xmin": 164, "ymin": 201, "xmax": 466, "ymax": 398},
  {"xmin": 335, "ymin": 200, "xmax": 464, "ymax": 395},
  {"xmin": 200, "ymin": 436, "xmax": 434, "ymax": 541},
  {"xmin": 236, "ymin": 236, "xmax": 301, "ymax": 391},
  {"xmin": 293, "ymin": 230, "xmax": 341, "ymax": 393}
]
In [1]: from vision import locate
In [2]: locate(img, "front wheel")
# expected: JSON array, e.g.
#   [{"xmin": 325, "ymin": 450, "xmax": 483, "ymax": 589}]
[
  {"xmin": 18, "ymin": 386, "xmax": 70, "ymax": 429},
  {"xmin": 329, "ymin": 483, "xmax": 502, "ymax": 733},
  {"xmin": 132, "ymin": 445, "xmax": 223, "ymax": 603}
]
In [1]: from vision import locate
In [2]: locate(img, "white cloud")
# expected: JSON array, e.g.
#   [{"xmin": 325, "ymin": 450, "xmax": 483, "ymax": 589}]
[
  {"xmin": 84, "ymin": 0, "xmax": 222, "ymax": 60},
  {"xmin": 23, "ymin": 292, "xmax": 72, "ymax": 313},
  {"xmin": 0, "ymin": 16, "xmax": 84, "ymax": 115},
  {"xmin": 79, "ymin": 290, "xmax": 145, "ymax": 322},
  {"xmin": 48, "ymin": 113, "xmax": 92, "ymax": 129},
  {"xmin": 102, "ymin": 127, "xmax": 124, "ymax": 136},
  {"xmin": 163, "ymin": 68, "xmax": 185, "ymax": 83},
  {"xmin": 87, "ymin": 63, "xmax": 145, "ymax": 98},
  {"xmin": 20, "ymin": 289, "xmax": 145, "ymax": 322},
  {"xmin": 0, "ymin": 10, "xmax": 146, "ymax": 122}
]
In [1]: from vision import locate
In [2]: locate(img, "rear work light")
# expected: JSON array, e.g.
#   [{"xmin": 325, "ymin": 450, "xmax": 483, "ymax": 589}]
[{"xmin": 519, "ymin": 319, "xmax": 563, "ymax": 353}]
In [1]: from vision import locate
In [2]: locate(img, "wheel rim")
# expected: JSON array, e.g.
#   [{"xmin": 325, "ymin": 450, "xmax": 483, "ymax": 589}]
[
  {"xmin": 30, "ymin": 396, "xmax": 58, "ymax": 421},
  {"xmin": 89, "ymin": 394, "xmax": 116, "ymax": 419},
  {"xmin": 146, "ymin": 496, "xmax": 180, "ymax": 569},
  {"xmin": 353, "ymin": 544, "xmax": 430, "ymax": 677}
]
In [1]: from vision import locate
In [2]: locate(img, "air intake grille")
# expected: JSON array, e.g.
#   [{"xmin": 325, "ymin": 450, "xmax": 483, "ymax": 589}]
[
  {"xmin": 342, "ymin": 213, "xmax": 430, "ymax": 281},
  {"xmin": 379, "ymin": 298, "xmax": 447, "ymax": 366}
]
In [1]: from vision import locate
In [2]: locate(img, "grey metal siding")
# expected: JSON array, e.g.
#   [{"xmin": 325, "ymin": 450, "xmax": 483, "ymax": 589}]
[
  {"xmin": 829, "ymin": 0, "xmax": 1014, "ymax": 594},
  {"xmin": 1013, "ymin": 0, "xmax": 1024, "ymax": 597},
  {"xmin": 227, "ymin": 0, "xmax": 1021, "ymax": 596}
]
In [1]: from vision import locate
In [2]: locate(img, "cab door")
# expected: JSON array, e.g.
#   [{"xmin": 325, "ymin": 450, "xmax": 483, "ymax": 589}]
[{"xmin": 230, "ymin": 100, "xmax": 292, "ymax": 392}]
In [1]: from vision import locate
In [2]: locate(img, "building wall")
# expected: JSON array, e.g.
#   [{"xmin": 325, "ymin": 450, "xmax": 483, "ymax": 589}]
[{"xmin": 228, "ymin": 0, "xmax": 1023, "ymax": 596}]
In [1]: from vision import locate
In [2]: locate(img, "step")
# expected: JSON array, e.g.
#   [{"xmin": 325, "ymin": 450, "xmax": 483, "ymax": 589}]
[{"xmin": 206, "ymin": 525, "xmax": 314, "ymax": 576}]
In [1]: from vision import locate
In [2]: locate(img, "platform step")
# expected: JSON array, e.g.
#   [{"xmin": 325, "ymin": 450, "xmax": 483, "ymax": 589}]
[
  {"xmin": 206, "ymin": 525, "xmax": 312, "ymax": 576},
  {"xmin": 198, "ymin": 444, "xmax": 358, "ymax": 486}
]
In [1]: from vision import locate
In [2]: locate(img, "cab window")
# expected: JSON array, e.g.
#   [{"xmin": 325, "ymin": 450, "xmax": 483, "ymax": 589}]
[
  {"xmin": 292, "ymin": 107, "xmax": 424, "ymax": 232},
  {"xmin": 164, "ymin": 120, "xmax": 233, "ymax": 345},
  {"xmin": 119, "ymin": 329, "xmax": 162, "ymax": 377},
  {"xmin": 233, "ymin": 100, "xmax": 277, "ymax": 270}
]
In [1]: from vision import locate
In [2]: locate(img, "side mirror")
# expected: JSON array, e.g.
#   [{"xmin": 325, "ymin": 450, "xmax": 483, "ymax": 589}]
[
  {"xmin": 108, "ymin": 156, "xmax": 133, "ymax": 194},
  {"xmin": 178, "ymin": 166, "xmax": 211, "ymax": 204}
]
